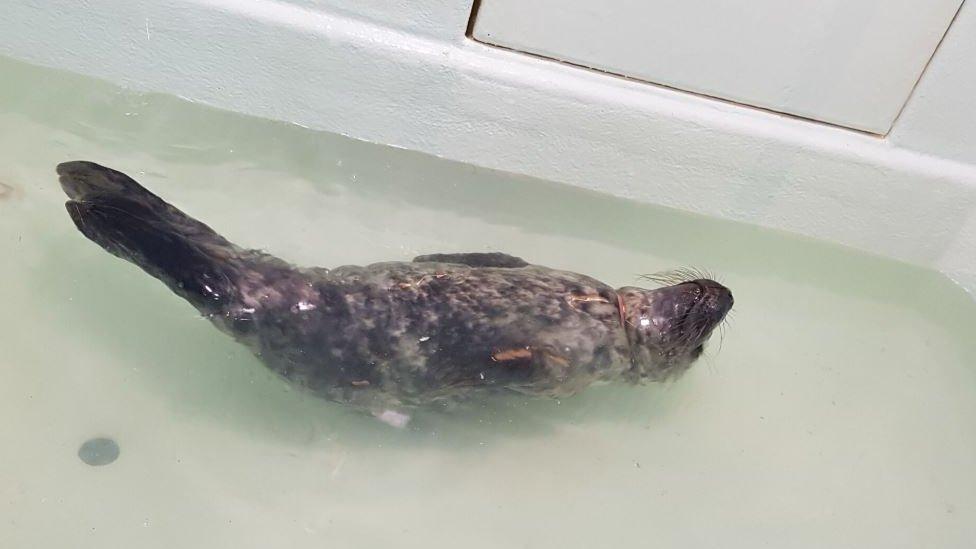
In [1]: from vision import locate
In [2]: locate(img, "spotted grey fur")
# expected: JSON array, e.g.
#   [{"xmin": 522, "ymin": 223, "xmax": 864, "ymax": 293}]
[{"xmin": 57, "ymin": 161, "xmax": 733, "ymax": 419}]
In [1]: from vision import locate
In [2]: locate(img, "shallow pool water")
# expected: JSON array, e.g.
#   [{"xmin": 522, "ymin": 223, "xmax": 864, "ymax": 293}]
[{"xmin": 2, "ymin": 56, "xmax": 975, "ymax": 549}]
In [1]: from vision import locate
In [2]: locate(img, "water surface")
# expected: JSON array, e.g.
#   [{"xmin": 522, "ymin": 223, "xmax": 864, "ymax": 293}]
[{"xmin": 1, "ymin": 56, "xmax": 975, "ymax": 549}]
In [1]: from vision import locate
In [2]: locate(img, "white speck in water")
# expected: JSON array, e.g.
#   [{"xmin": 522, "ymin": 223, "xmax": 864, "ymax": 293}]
[
  {"xmin": 241, "ymin": 307, "xmax": 256, "ymax": 314},
  {"xmin": 479, "ymin": 372, "xmax": 486, "ymax": 380},
  {"xmin": 375, "ymin": 410, "xmax": 410, "ymax": 428},
  {"xmin": 294, "ymin": 301, "xmax": 317, "ymax": 312},
  {"xmin": 143, "ymin": 519, "xmax": 151, "ymax": 528},
  {"xmin": 418, "ymin": 336, "xmax": 430, "ymax": 342},
  {"xmin": 640, "ymin": 317, "xmax": 651, "ymax": 327},
  {"xmin": 330, "ymin": 453, "xmax": 346, "ymax": 479},
  {"xmin": 335, "ymin": 160, "xmax": 343, "ymax": 167}
]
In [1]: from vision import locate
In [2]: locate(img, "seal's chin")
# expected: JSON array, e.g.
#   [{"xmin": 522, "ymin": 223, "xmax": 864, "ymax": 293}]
[{"xmin": 619, "ymin": 279, "xmax": 733, "ymax": 381}]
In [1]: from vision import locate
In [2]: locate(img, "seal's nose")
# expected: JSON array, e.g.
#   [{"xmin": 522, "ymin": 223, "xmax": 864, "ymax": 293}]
[
  {"xmin": 717, "ymin": 286, "xmax": 734, "ymax": 315},
  {"xmin": 690, "ymin": 279, "xmax": 734, "ymax": 316}
]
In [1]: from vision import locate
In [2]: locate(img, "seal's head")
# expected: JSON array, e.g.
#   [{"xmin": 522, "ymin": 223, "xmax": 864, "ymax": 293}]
[{"xmin": 618, "ymin": 278, "xmax": 733, "ymax": 381}]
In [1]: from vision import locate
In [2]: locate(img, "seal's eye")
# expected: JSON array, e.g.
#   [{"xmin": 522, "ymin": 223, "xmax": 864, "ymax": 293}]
[{"xmin": 691, "ymin": 344, "xmax": 704, "ymax": 358}]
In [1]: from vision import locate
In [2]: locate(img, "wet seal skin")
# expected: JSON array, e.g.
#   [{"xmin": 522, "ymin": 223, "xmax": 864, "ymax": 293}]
[{"xmin": 57, "ymin": 161, "xmax": 733, "ymax": 426}]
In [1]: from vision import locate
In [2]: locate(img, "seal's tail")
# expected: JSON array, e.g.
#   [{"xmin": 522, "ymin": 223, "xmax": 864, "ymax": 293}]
[{"xmin": 57, "ymin": 161, "xmax": 243, "ymax": 313}]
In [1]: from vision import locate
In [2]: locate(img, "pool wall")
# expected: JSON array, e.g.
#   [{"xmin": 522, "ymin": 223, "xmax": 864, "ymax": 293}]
[{"xmin": 3, "ymin": 0, "xmax": 976, "ymax": 293}]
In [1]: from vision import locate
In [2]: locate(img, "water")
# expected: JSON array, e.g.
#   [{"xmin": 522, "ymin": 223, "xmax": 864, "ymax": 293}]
[{"xmin": 1, "ymin": 55, "xmax": 975, "ymax": 548}]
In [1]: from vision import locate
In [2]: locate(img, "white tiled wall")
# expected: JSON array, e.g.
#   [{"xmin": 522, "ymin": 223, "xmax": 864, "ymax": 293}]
[
  {"xmin": 473, "ymin": 0, "xmax": 963, "ymax": 134},
  {"xmin": 1, "ymin": 0, "xmax": 975, "ymax": 292}
]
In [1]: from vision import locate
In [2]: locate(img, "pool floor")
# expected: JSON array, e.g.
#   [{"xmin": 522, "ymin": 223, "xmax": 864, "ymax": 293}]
[{"xmin": 1, "ymin": 56, "xmax": 975, "ymax": 548}]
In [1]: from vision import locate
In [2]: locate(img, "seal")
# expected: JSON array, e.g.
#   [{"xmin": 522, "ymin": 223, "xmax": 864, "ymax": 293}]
[{"xmin": 57, "ymin": 161, "xmax": 733, "ymax": 424}]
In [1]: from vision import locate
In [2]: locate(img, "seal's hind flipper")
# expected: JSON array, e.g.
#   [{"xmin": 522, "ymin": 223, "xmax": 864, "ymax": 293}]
[
  {"xmin": 58, "ymin": 161, "xmax": 244, "ymax": 314},
  {"xmin": 412, "ymin": 252, "xmax": 529, "ymax": 268},
  {"xmin": 58, "ymin": 161, "xmax": 156, "ymax": 201},
  {"xmin": 57, "ymin": 161, "xmax": 234, "ymax": 250}
]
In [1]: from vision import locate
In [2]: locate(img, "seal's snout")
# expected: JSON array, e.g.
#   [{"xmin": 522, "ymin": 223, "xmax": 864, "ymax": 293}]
[
  {"xmin": 683, "ymin": 278, "xmax": 733, "ymax": 321},
  {"xmin": 619, "ymin": 277, "xmax": 733, "ymax": 381},
  {"xmin": 643, "ymin": 278, "xmax": 733, "ymax": 331}
]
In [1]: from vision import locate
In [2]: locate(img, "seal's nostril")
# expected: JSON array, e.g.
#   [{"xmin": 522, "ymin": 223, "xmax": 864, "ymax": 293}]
[{"xmin": 718, "ymin": 291, "xmax": 734, "ymax": 316}]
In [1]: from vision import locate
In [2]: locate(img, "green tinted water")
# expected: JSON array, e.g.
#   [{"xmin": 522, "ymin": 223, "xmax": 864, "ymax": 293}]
[{"xmin": 1, "ymin": 56, "xmax": 975, "ymax": 548}]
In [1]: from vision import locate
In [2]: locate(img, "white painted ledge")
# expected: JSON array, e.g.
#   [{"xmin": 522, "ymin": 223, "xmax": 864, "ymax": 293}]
[{"xmin": 2, "ymin": 0, "xmax": 975, "ymax": 293}]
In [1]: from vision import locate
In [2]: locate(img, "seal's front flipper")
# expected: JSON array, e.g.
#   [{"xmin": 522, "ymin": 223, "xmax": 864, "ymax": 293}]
[{"xmin": 412, "ymin": 252, "xmax": 529, "ymax": 268}]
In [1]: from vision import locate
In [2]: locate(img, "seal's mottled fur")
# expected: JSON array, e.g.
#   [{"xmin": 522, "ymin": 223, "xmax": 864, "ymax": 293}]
[{"xmin": 58, "ymin": 161, "xmax": 733, "ymax": 418}]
